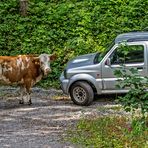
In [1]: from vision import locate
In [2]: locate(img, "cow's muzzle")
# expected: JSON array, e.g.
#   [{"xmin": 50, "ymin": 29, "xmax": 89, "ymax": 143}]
[{"xmin": 43, "ymin": 68, "xmax": 51, "ymax": 76}]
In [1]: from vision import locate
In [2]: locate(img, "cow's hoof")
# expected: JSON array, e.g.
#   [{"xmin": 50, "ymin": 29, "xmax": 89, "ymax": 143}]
[
  {"xmin": 19, "ymin": 100, "xmax": 24, "ymax": 104},
  {"xmin": 28, "ymin": 101, "xmax": 32, "ymax": 105}
]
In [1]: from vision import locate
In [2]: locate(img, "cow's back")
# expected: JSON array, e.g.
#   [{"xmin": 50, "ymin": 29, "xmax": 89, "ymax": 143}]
[{"xmin": 0, "ymin": 55, "xmax": 37, "ymax": 84}]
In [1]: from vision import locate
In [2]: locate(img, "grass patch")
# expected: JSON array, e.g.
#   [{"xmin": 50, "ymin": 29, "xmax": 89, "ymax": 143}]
[
  {"xmin": 67, "ymin": 116, "xmax": 148, "ymax": 147},
  {"xmin": 52, "ymin": 95, "xmax": 70, "ymax": 101},
  {"xmin": 106, "ymin": 105, "xmax": 122, "ymax": 111},
  {"xmin": 98, "ymin": 105, "xmax": 122, "ymax": 112}
]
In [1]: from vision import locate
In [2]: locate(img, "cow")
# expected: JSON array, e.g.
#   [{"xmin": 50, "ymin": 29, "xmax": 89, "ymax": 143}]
[{"xmin": 0, "ymin": 53, "xmax": 56, "ymax": 105}]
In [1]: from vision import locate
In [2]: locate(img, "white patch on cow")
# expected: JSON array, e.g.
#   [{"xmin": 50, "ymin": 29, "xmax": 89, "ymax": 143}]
[
  {"xmin": 0, "ymin": 63, "xmax": 12, "ymax": 84},
  {"xmin": 25, "ymin": 57, "xmax": 30, "ymax": 68},
  {"xmin": 17, "ymin": 56, "xmax": 27, "ymax": 70},
  {"xmin": 0, "ymin": 65, "xmax": 2, "ymax": 75},
  {"xmin": 16, "ymin": 58, "xmax": 22, "ymax": 67},
  {"xmin": 2, "ymin": 65, "xmax": 12, "ymax": 73},
  {"xmin": 21, "ymin": 62, "xmax": 25, "ymax": 70},
  {"xmin": 19, "ymin": 78, "xmax": 24, "ymax": 84},
  {"xmin": 8, "ymin": 67, "xmax": 12, "ymax": 72},
  {"xmin": 25, "ymin": 56, "xmax": 30, "ymax": 62},
  {"xmin": 0, "ymin": 75, "xmax": 11, "ymax": 84}
]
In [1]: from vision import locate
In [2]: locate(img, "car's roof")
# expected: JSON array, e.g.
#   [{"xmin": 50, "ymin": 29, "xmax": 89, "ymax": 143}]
[{"xmin": 115, "ymin": 32, "xmax": 148, "ymax": 44}]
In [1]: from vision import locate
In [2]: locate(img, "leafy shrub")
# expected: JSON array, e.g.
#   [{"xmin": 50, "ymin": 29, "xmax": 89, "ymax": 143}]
[
  {"xmin": 115, "ymin": 68, "xmax": 148, "ymax": 117},
  {"xmin": 0, "ymin": 0, "xmax": 148, "ymax": 88},
  {"xmin": 113, "ymin": 42, "xmax": 148, "ymax": 137}
]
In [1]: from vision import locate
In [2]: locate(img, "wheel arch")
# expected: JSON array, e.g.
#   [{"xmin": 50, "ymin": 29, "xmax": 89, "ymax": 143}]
[{"xmin": 67, "ymin": 73, "xmax": 98, "ymax": 95}]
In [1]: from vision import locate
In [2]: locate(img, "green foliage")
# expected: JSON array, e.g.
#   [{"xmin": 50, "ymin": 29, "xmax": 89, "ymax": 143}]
[
  {"xmin": 0, "ymin": 0, "xmax": 148, "ymax": 87},
  {"xmin": 115, "ymin": 68, "xmax": 148, "ymax": 114},
  {"xmin": 115, "ymin": 67, "xmax": 148, "ymax": 135},
  {"xmin": 67, "ymin": 116, "xmax": 148, "ymax": 147},
  {"xmin": 114, "ymin": 42, "xmax": 148, "ymax": 133},
  {"xmin": 126, "ymin": 118, "xmax": 148, "ymax": 137}
]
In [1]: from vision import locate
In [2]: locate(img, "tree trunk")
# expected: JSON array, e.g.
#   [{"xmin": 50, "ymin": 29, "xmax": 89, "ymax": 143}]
[{"xmin": 20, "ymin": 0, "xmax": 28, "ymax": 16}]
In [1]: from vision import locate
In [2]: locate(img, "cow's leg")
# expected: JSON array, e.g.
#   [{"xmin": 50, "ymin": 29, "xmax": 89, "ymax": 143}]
[
  {"xmin": 19, "ymin": 86, "xmax": 25, "ymax": 104},
  {"xmin": 26, "ymin": 91, "xmax": 32, "ymax": 105},
  {"xmin": 24, "ymin": 79, "xmax": 33, "ymax": 105}
]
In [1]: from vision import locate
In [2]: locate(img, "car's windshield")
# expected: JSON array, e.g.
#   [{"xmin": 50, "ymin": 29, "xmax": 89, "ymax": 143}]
[{"xmin": 94, "ymin": 40, "xmax": 115, "ymax": 64}]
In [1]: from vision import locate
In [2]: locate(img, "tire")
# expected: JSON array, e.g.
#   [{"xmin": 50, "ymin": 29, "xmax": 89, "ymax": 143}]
[{"xmin": 70, "ymin": 81, "xmax": 94, "ymax": 106}]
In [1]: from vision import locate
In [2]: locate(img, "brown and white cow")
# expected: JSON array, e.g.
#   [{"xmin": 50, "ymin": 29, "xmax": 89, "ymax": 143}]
[{"xmin": 0, "ymin": 54, "xmax": 56, "ymax": 105}]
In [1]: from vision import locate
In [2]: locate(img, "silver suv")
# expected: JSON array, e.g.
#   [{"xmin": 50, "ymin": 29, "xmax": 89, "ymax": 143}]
[{"xmin": 60, "ymin": 32, "xmax": 148, "ymax": 106}]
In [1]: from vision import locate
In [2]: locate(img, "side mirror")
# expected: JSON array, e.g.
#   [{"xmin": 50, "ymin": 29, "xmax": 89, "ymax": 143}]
[{"xmin": 105, "ymin": 58, "xmax": 111, "ymax": 66}]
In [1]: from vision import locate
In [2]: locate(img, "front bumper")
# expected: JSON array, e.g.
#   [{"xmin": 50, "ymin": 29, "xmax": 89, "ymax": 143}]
[{"xmin": 59, "ymin": 72, "xmax": 69, "ymax": 94}]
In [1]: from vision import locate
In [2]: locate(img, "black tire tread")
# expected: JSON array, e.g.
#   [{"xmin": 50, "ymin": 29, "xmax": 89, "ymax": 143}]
[{"xmin": 70, "ymin": 81, "xmax": 94, "ymax": 106}]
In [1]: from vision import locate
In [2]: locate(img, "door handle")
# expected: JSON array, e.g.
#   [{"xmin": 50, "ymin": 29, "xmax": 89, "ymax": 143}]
[{"xmin": 137, "ymin": 67, "xmax": 143, "ymax": 70}]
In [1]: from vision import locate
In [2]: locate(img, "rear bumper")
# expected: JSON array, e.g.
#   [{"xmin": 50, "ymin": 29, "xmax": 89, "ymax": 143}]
[{"xmin": 59, "ymin": 73, "xmax": 69, "ymax": 94}]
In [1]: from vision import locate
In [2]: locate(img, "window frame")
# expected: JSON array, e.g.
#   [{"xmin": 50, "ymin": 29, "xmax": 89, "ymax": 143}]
[{"xmin": 110, "ymin": 42, "xmax": 145, "ymax": 66}]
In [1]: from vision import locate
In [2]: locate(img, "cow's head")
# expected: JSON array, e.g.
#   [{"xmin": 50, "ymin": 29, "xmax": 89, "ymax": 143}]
[{"xmin": 34, "ymin": 54, "xmax": 56, "ymax": 76}]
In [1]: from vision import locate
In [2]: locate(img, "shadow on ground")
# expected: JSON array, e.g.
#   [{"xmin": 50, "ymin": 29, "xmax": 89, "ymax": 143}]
[{"xmin": 0, "ymin": 87, "xmax": 120, "ymax": 148}]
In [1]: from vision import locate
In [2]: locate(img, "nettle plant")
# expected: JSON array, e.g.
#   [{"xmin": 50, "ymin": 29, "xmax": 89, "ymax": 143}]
[{"xmin": 114, "ymin": 42, "xmax": 148, "ymax": 131}]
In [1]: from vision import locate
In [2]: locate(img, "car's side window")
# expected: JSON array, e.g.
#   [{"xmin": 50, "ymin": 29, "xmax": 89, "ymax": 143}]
[{"xmin": 110, "ymin": 45, "xmax": 144, "ymax": 65}]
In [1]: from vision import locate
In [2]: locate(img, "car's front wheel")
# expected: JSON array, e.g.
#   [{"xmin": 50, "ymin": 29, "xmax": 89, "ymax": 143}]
[{"xmin": 70, "ymin": 81, "xmax": 94, "ymax": 106}]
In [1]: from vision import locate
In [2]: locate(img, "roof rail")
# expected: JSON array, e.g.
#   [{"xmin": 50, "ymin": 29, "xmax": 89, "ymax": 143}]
[
  {"xmin": 143, "ymin": 27, "xmax": 148, "ymax": 31},
  {"xmin": 127, "ymin": 37, "xmax": 148, "ymax": 42},
  {"xmin": 129, "ymin": 30, "xmax": 141, "ymax": 32}
]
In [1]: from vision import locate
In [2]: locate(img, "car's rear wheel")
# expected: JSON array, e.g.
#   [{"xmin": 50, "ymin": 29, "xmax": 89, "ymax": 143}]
[{"xmin": 70, "ymin": 81, "xmax": 94, "ymax": 106}]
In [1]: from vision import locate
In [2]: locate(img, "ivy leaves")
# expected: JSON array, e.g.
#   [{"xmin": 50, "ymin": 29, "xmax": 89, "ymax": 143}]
[{"xmin": 0, "ymin": 0, "xmax": 148, "ymax": 87}]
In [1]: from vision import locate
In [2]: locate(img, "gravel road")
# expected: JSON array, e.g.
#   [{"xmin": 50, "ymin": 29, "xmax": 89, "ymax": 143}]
[{"xmin": 0, "ymin": 86, "xmax": 124, "ymax": 148}]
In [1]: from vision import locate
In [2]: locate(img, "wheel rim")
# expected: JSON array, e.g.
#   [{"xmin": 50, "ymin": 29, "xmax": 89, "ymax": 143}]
[{"xmin": 73, "ymin": 86, "xmax": 87, "ymax": 103}]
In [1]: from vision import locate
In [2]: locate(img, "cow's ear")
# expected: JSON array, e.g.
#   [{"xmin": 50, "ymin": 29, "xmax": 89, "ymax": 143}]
[{"xmin": 49, "ymin": 54, "xmax": 56, "ymax": 61}]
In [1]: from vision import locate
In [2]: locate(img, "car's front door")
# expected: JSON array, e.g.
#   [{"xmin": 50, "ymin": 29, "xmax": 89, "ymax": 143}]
[{"xmin": 101, "ymin": 42, "xmax": 147, "ymax": 90}]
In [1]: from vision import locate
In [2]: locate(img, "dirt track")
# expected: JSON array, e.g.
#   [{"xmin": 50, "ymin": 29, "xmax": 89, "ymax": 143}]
[{"xmin": 0, "ymin": 86, "xmax": 122, "ymax": 148}]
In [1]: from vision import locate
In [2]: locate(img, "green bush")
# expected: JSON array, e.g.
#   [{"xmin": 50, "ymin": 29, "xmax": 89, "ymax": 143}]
[
  {"xmin": 115, "ymin": 67, "xmax": 148, "ymax": 117},
  {"xmin": 113, "ymin": 42, "xmax": 148, "ymax": 138},
  {"xmin": 0, "ymin": 0, "xmax": 148, "ymax": 88}
]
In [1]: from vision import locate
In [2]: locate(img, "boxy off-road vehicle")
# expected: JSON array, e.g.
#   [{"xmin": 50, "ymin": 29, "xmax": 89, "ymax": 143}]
[{"xmin": 60, "ymin": 32, "xmax": 148, "ymax": 105}]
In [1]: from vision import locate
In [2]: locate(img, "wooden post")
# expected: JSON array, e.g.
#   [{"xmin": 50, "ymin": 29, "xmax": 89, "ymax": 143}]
[{"xmin": 20, "ymin": 0, "xmax": 28, "ymax": 16}]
